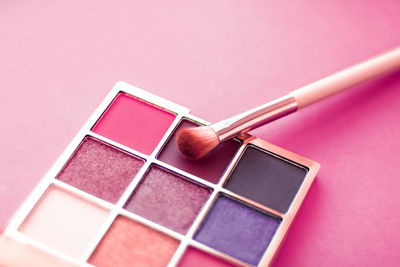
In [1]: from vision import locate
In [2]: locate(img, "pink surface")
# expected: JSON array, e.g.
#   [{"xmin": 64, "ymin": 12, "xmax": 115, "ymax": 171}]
[
  {"xmin": 1, "ymin": 1, "xmax": 400, "ymax": 266},
  {"xmin": 19, "ymin": 186, "xmax": 109, "ymax": 257},
  {"xmin": 92, "ymin": 92, "xmax": 175, "ymax": 155}
]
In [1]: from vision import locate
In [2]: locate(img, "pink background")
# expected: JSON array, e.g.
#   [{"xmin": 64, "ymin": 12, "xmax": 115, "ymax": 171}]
[{"xmin": 1, "ymin": 1, "xmax": 400, "ymax": 266}]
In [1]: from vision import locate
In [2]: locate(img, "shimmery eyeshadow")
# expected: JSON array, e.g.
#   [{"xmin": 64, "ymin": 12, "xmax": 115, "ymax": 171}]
[
  {"xmin": 88, "ymin": 216, "xmax": 179, "ymax": 267},
  {"xmin": 19, "ymin": 186, "xmax": 109, "ymax": 257},
  {"xmin": 224, "ymin": 146, "xmax": 308, "ymax": 213},
  {"xmin": 178, "ymin": 246, "xmax": 235, "ymax": 267},
  {"xmin": 92, "ymin": 92, "xmax": 175, "ymax": 155},
  {"xmin": 56, "ymin": 137, "xmax": 144, "ymax": 203},
  {"xmin": 157, "ymin": 119, "xmax": 240, "ymax": 183},
  {"xmin": 194, "ymin": 196, "xmax": 280, "ymax": 266},
  {"xmin": 124, "ymin": 166, "xmax": 211, "ymax": 234}
]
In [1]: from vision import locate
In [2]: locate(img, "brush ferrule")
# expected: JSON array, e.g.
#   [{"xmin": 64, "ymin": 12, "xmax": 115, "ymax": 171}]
[{"xmin": 210, "ymin": 95, "xmax": 298, "ymax": 142}]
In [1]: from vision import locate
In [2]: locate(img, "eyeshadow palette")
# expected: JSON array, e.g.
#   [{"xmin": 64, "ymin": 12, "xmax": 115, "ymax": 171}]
[{"xmin": 4, "ymin": 82, "xmax": 320, "ymax": 266}]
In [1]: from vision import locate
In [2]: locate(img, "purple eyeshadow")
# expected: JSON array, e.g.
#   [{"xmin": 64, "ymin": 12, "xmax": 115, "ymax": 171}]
[{"xmin": 194, "ymin": 195, "xmax": 281, "ymax": 265}]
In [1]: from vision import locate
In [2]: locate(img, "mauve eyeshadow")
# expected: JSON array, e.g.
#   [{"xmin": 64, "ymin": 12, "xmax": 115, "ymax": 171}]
[
  {"xmin": 224, "ymin": 146, "xmax": 308, "ymax": 213},
  {"xmin": 194, "ymin": 196, "xmax": 280, "ymax": 266},
  {"xmin": 124, "ymin": 166, "xmax": 211, "ymax": 234},
  {"xmin": 157, "ymin": 119, "xmax": 241, "ymax": 184},
  {"xmin": 57, "ymin": 137, "xmax": 144, "ymax": 203}
]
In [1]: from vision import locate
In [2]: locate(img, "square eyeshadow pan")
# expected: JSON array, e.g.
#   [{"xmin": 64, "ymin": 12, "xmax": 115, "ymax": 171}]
[
  {"xmin": 194, "ymin": 195, "xmax": 281, "ymax": 266},
  {"xmin": 92, "ymin": 92, "xmax": 176, "ymax": 155},
  {"xmin": 224, "ymin": 145, "xmax": 308, "ymax": 213},
  {"xmin": 89, "ymin": 215, "xmax": 179, "ymax": 267},
  {"xmin": 124, "ymin": 165, "xmax": 211, "ymax": 234},
  {"xmin": 57, "ymin": 136, "xmax": 144, "ymax": 203},
  {"xmin": 19, "ymin": 186, "xmax": 109, "ymax": 258}
]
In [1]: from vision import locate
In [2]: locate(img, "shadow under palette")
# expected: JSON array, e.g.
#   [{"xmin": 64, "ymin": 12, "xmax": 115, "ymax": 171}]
[{"xmin": 5, "ymin": 82, "xmax": 319, "ymax": 267}]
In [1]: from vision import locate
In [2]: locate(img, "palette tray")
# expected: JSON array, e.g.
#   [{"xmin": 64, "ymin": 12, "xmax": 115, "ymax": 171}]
[{"xmin": 5, "ymin": 82, "xmax": 320, "ymax": 267}]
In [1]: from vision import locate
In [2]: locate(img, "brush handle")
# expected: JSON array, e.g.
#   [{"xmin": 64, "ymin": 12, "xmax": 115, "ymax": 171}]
[
  {"xmin": 211, "ymin": 95, "xmax": 297, "ymax": 142},
  {"xmin": 211, "ymin": 46, "xmax": 400, "ymax": 142},
  {"xmin": 290, "ymin": 46, "xmax": 400, "ymax": 107}
]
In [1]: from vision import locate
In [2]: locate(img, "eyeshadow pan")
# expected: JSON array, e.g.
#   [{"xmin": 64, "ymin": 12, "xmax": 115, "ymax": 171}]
[
  {"xmin": 178, "ymin": 246, "xmax": 235, "ymax": 267},
  {"xmin": 194, "ymin": 195, "xmax": 280, "ymax": 266},
  {"xmin": 224, "ymin": 146, "xmax": 308, "ymax": 213},
  {"xmin": 89, "ymin": 216, "xmax": 179, "ymax": 267},
  {"xmin": 19, "ymin": 186, "xmax": 109, "ymax": 257},
  {"xmin": 124, "ymin": 165, "xmax": 211, "ymax": 234},
  {"xmin": 92, "ymin": 92, "xmax": 176, "ymax": 155},
  {"xmin": 57, "ymin": 137, "xmax": 144, "ymax": 203},
  {"xmin": 157, "ymin": 119, "xmax": 240, "ymax": 183}
]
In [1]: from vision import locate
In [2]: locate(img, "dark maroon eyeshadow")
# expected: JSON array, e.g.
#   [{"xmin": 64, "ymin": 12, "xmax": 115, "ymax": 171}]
[{"xmin": 157, "ymin": 119, "xmax": 241, "ymax": 184}]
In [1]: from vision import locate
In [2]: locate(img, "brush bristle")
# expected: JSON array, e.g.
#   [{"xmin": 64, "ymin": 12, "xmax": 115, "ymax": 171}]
[{"xmin": 175, "ymin": 126, "xmax": 219, "ymax": 160}]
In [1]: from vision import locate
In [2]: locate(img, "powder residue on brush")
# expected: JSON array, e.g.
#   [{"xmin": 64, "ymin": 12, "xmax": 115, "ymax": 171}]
[
  {"xmin": 57, "ymin": 137, "xmax": 144, "ymax": 203},
  {"xmin": 124, "ymin": 166, "xmax": 211, "ymax": 234},
  {"xmin": 89, "ymin": 216, "xmax": 179, "ymax": 267}
]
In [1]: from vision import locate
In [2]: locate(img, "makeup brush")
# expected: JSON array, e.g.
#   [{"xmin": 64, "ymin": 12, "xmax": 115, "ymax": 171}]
[{"xmin": 176, "ymin": 46, "xmax": 400, "ymax": 160}]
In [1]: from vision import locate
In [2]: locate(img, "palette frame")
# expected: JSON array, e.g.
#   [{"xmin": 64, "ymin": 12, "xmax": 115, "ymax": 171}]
[{"xmin": 5, "ymin": 81, "xmax": 320, "ymax": 267}]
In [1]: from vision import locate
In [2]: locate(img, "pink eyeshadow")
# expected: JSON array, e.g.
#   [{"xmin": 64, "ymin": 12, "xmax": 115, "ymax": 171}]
[
  {"xmin": 57, "ymin": 137, "xmax": 144, "ymax": 203},
  {"xmin": 157, "ymin": 119, "xmax": 241, "ymax": 183},
  {"xmin": 92, "ymin": 92, "xmax": 175, "ymax": 155},
  {"xmin": 89, "ymin": 216, "xmax": 179, "ymax": 267},
  {"xmin": 178, "ymin": 246, "xmax": 235, "ymax": 267},
  {"xmin": 124, "ymin": 166, "xmax": 211, "ymax": 234}
]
